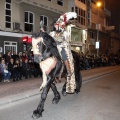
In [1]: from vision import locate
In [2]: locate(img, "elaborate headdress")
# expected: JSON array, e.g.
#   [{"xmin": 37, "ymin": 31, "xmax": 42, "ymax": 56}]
[{"xmin": 54, "ymin": 12, "xmax": 77, "ymax": 31}]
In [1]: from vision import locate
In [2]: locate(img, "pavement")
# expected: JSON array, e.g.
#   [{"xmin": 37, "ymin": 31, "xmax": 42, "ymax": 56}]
[{"xmin": 0, "ymin": 65, "xmax": 120, "ymax": 107}]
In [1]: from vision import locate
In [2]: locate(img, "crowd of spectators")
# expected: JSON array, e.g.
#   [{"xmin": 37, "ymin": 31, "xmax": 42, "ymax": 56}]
[
  {"xmin": 0, "ymin": 50, "xmax": 42, "ymax": 82},
  {"xmin": 0, "ymin": 50, "xmax": 120, "ymax": 83},
  {"xmin": 78, "ymin": 52, "xmax": 120, "ymax": 70}
]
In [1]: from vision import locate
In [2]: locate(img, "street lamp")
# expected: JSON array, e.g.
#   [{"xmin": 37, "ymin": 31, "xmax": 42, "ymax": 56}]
[
  {"xmin": 96, "ymin": 1, "xmax": 102, "ymax": 8},
  {"xmin": 96, "ymin": 1, "xmax": 102, "ymax": 56}
]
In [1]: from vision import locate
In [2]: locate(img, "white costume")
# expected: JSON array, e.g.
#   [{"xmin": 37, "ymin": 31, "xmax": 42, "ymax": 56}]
[{"xmin": 50, "ymin": 12, "xmax": 77, "ymax": 93}]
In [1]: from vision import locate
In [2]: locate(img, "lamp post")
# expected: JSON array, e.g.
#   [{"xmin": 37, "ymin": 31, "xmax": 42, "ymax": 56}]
[
  {"xmin": 96, "ymin": 1, "xmax": 102, "ymax": 8},
  {"xmin": 96, "ymin": 1, "xmax": 102, "ymax": 56}
]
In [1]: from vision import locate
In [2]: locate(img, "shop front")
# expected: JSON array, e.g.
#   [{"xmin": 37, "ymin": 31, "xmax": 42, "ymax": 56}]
[
  {"xmin": 0, "ymin": 31, "xmax": 32, "ymax": 54},
  {"xmin": 67, "ymin": 26, "xmax": 87, "ymax": 54}
]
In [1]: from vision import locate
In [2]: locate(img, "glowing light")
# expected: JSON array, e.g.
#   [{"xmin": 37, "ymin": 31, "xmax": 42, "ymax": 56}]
[
  {"xmin": 76, "ymin": 47, "xmax": 80, "ymax": 51},
  {"xmin": 96, "ymin": 2, "xmax": 102, "ymax": 7}
]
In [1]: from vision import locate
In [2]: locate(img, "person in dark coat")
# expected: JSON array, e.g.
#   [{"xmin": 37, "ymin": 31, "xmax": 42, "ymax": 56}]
[
  {"xmin": 4, "ymin": 51, "xmax": 11, "ymax": 64},
  {"xmin": 22, "ymin": 58, "xmax": 32, "ymax": 78},
  {"xmin": 8, "ymin": 58, "xmax": 16, "ymax": 81},
  {"xmin": 11, "ymin": 51, "xmax": 19, "ymax": 62},
  {"xmin": 14, "ymin": 59, "xmax": 22, "ymax": 81}
]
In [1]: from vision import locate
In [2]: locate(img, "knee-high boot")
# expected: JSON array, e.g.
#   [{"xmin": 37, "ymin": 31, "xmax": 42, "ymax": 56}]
[{"xmin": 64, "ymin": 60, "xmax": 71, "ymax": 77}]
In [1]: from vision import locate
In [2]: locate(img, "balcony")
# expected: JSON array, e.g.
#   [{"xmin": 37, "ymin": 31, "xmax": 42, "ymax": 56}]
[{"xmin": 15, "ymin": 0, "xmax": 67, "ymax": 14}]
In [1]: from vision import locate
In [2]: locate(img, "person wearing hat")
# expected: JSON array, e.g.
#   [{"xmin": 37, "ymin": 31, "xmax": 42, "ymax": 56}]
[
  {"xmin": 49, "ymin": 12, "xmax": 77, "ymax": 78},
  {"xmin": 50, "ymin": 24, "xmax": 71, "ymax": 77},
  {"xmin": 49, "ymin": 12, "xmax": 77, "ymax": 93}
]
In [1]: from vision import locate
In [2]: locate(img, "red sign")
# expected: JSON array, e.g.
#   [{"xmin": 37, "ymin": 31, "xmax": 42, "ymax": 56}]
[
  {"xmin": 22, "ymin": 36, "xmax": 28, "ymax": 42},
  {"xmin": 22, "ymin": 36, "xmax": 32, "ymax": 43},
  {"xmin": 28, "ymin": 38, "xmax": 32, "ymax": 43}
]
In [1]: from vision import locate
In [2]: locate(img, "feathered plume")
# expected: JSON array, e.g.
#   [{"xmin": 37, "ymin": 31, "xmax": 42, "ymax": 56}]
[
  {"xmin": 55, "ymin": 12, "xmax": 77, "ymax": 31},
  {"xmin": 57, "ymin": 12, "xmax": 77, "ymax": 23}
]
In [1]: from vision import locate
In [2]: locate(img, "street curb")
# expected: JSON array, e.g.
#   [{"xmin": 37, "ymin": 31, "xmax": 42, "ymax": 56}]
[
  {"xmin": 0, "ymin": 68, "xmax": 120, "ymax": 108},
  {"xmin": 0, "ymin": 82, "xmax": 64, "ymax": 108},
  {"xmin": 0, "ymin": 91, "xmax": 40, "ymax": 108},
  {"xmin": 83, "ymin": 69, "xmax": 120, "ymax": 82}
]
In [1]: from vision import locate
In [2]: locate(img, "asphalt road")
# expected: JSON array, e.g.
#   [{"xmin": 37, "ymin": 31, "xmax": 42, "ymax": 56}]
[{"xmin": 0, "ymin": 69, "xmax": 120, "ymax": 120}]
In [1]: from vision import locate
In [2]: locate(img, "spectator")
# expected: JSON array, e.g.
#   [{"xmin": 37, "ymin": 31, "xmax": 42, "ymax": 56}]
[
  {"xmin": 8, "ymin": 58, "xmax": 16, "ymax": 81},
  {"xmin": 14, "ymin": 59, "xmax": 22, "ymax": 80},
  {"xmin": 84, "ymin": 57, "xmax": 91, "ymax": 70},
  {"xmin": 22, "ymin": 59, "xmax": 32, "ymax": 79},
  {"xmin": 28, "ymin": 52, "xmax": 34, "ymax": 63},
  {"xmin": 18, "ymin": 52, "xmax": 22, "ymax": 59},
  {"xmin": 28, "ymin": 59, "xmax": 36, "ymax": 77},
  {"xmin": 19, "ymin": 58, "xmax": 23, "ymax": 79},
  {"xmin": 0, "ymin": 59, "xmax": 11, "ymax": 82},
  {"xmin": 4, "ymin": 51, "xmax": 11, "ymax": 64},
  {"xmin": 0, "ymin": 53, "xmax": 2, "ymax": 62},
  {"xmin": 22, "ymin": 52, "xmax": 28, "ymax": 62},
  {"xmin": 11, "ymin": 51, "xmax": 19, "ymax": 62},
  {"xmin": 24, "ymin": 50, "xmax": 28, "ymax": 58}
]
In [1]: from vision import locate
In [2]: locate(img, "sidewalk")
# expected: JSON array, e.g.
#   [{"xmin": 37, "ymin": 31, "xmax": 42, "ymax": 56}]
[{"xmin": 0, "ymin": 65, "xmax": 120, "ymax": 107}]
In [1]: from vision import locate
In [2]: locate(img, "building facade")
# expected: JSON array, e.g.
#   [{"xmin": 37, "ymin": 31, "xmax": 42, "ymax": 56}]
[
  {"xmin": 0, "ymin": 0, "xmax": 68, "ymax": 54},
  {"xmin": 0, "ymin": 0, "xmax": 119, "ymax": 55},
  {"xmin": 68, "ymin": 0, "xmax": 88, "ymax": 54},
  {"xmin": 87, "ymin": 0, "xmax": 110, "ymax": 55},
  {"xmin": 87, "ymin": 0, "xmax": 120, "ymax": 55}
]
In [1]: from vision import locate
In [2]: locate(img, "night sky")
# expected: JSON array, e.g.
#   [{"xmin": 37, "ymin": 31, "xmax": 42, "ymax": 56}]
[{"xmin": 105, "ymin": 0, "xmax": 120, "ymax": 34}]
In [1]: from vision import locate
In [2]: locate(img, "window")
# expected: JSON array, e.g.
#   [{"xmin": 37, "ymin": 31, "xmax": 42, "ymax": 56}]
[
  {"xmin": 5, "ymin": 0, "xmax": 11, "ymax": 28},
  {"xmin": 4, "ymin": 41, "xmax": 17, "ymax": 54},
  {"xmin": 57, "ymin": 0, "xmax": 63, "ymax": 6},
  {"xmin": 90, "ymin": 31, "xmax": 95, "ymax": 39},
  {"xmin": 88, "ymin": 11, "xmax": 90, "ymax": 19},
  {"xmin": 71, "ymin": 7, "xmax": 74, "ymax": 12},
  {"xmin": 79, "ymin": 0, "xmax": 86, "ymax": 4},
  {"xmin": 74, "ymin": 6, "xmax": 86, "ymax": 26},
  {"xmin": 71, "ymin": 27, "xmax": 83, "ymax": 42},
  {"xmin": 24, "ymin": 11, "xmax": 34, "ymax": 32},
  {"xmin": 106, "ymin": 18, "xmax": 110, "ymax": 26},
  {"xmin": 6, "ymin": 0, "xmax": 11, "ymax": 3},
  {"xmin": 91, "ymin": 0, "xmax": 96, "ymax": 4},
  {"xmin": 40, "ymin": 15, "xmax": 48, "ymax": 30}
]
